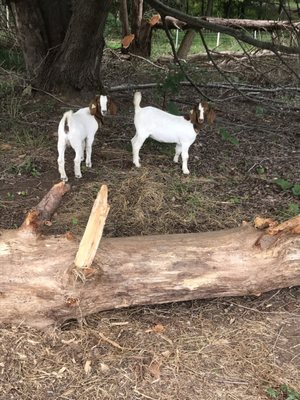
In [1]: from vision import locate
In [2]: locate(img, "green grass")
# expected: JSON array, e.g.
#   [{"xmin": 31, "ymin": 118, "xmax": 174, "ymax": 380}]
[
  {"xmin": 106, "ymin": 29, "xmax": 275, "ymax": 58},
  {"xmin": 0, "ymin": 47, "xmax": 24, "ymax": 71}
]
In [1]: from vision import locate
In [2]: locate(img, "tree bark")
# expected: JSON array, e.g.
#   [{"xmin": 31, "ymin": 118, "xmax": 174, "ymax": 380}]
[
  {"xmin": 120, "ymin": 0, "xmax": 130, "ymax": 37},
  {"xmin": 9, "ymin": 0, "xmax": 112, "ymax": 91},
  {"xmin": 10, "ymin": 0, "xmax": 49, "ymax": 77},
  {"xmin": 0, "ymin": 184, "xmax": 299, "ymax": 329},
  {"xmin": 177, "ymin": 30, "xmax": 196, "ymax": 59},
  {"xmin": 38, "ymin": 0, "xmax": 112, "ymax": 91}
]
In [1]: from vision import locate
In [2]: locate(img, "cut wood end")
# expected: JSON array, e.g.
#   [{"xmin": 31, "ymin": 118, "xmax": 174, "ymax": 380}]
[
  {"xmin": 19, "ymin": 181, "xmax": 71, "ymax": 235},
  {"xmin": 149, "ymin": 14, "xmax": 161, "ymax": 26},
  {"xmin": 121, "ymin": 34, "xmax": 135, "ymax": 49},
  {"xmin": 53, "ymin": 181, "xmax": 71, "ymax": 195},
  {"xmin": 74, "ymin": 184, "xmax": 110, "ymax": 269}
]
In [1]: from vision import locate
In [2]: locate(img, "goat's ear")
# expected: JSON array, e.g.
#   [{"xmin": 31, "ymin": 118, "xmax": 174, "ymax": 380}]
[
  {"xmin": 189, "ymin": 106, "xmax": 198, "ymax": 124},
  {"xmin": 89, "ymin": 96, "xmax": 99, "ymax": 116},
  {"xmin": 108, "ymin": 97, "xmax": 118, "ymax": 115},
  {"xmin": 206, "ymin": 107, "xmax": 216, "ymax": 125}
]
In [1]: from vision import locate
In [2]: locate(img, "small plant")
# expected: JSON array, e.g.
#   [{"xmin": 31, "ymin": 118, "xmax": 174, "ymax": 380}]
[
  {"xmin": 157, "ymin": 67, "xmax": 184, "ymax": 115},
  {"xmin": 256, "ymin": 166, "xmax": 266, "ymax": 175},
  {"xmin": 273, "ymin": 178, "xmax": 300, "ymax": 197},
  {"xmin": 219, "ymin": 127, "xmax": 239, "ymax": 145},
  {"xmin": 71, "ymin": 217, "xmax": 78, "ymax": 226},
  {"xmin": 266, "ymin": 384, "xmax": 300, "ymax": 399},
  {"xmin": 10, "ymin": 158, "xmax": 41, "ymax": 177},
  {"xmin": 229, "ymin": 196, "xmax": 241, "ymax": 204},
  {"xmin": 284, "ymin": 203, "xmax": 299, "ymax": 218},
  {"xmin": 17, "ymin": 190, "xmax": 28, "ymax": 196},
  {"xmin": 255, "ymin": 105, "xmax": 265, "ymax": 116},
  {"xmin": 6, "ymin": 192, "xmax": 15, "ymax": 200},
  {"xmin": 292, "ymin": 184, "xmax": 300, "ymax": 197}
]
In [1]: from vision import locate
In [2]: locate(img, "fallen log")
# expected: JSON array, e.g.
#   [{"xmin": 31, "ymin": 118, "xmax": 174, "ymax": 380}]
[{"xmin": 0, "ymin": 183, "xmax": 299, "ymax": 329}]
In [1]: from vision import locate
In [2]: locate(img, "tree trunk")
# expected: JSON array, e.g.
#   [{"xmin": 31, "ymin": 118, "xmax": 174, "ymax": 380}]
[
  {"xmin": 10, "ymin": 0, "xmax": 49, "ymax": 77},
  {"xmin": 0, "ymin": 184, "xmax": 299, "ymax": 329},
  {"xmin": 127, "ymin": 0, "xmax": 154, "ymax": 57},
  {"xmin": 177, "ymin": 30, "xmax": 196, "ymax": 59},
  {"xmin": 120, "ymin": 0, "xmax": 130, "ymax": 37},
  {"xmin": 38, "ymin": 0, "xmax": 112, "ymax": 91},
  {"xmin": 9, "ymin": 0, "xmax": 112, "ymax": 91}
]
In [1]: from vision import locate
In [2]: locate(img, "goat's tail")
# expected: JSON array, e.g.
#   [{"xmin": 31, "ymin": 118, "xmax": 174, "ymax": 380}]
[
  {"xmin": 133, "ymin": 91, "xmax": 142, "ymax": 112},
  {"xmin": 61, "ymin": 110, "xmax": 73, "ymax": 134}
]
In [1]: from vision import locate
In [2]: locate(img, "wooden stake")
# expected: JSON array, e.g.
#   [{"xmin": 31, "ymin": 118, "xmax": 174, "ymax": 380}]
[{"xmin": 74, "ymin": 185, "xmax": 110, "ymax": 269}]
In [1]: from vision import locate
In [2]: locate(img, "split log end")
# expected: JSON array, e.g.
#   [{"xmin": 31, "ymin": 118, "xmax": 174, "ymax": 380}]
[{"xmin": 74, "ymin": 184, "xmax": 110, "ymax": 269}]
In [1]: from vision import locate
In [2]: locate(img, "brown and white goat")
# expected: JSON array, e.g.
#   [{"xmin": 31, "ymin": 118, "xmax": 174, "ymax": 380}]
[
  {"xmin": 57, "ymin": 95, "xmax": 117, "ymax": 181},
  {"xmin": 131, "ymin": 92, "xmax": 215, "ymax": 174}
]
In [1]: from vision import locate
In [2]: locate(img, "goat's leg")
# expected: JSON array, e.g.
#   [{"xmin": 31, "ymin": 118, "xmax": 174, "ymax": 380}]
[
  {"xmin": 173, "ymin": 144, "xmax": 182, "ymax": 163},
  {"xmin": 131, "ymin": 134, "xmax": 146, "ymax": 168},
  {"xmin": 85, "ymin": 136, "xmax": 94, "ymax": 168},
  {"xmin": 81, "ymin": 140, "xmax": 85, "ymax": 161},
  {"xmin": 57, "ymin": 143, "xmax": 68, "ymax": 182},
  {"xmin": 181, "ymin": 145, "xmax": 190, "ymax": 174},
  {"xmin": 74, "ymin": 149, "xmax": 82, "ymax": 178}
]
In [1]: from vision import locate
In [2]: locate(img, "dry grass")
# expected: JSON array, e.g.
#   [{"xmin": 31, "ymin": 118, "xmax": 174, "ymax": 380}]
[{"xmin": 1, "ymin": 289, "xmax": 299, "ymax": 400}]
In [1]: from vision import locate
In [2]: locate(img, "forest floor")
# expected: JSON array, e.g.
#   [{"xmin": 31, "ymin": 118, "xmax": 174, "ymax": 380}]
[{"xmin": 0, "ymin": 51, "xmax": 300, "ymax": 399}]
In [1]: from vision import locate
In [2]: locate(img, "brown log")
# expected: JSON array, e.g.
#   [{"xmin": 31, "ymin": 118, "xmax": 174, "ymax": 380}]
[
  {"xmin": 0, "ymin": 193, "xmax": 299, "ymax": 328},
  {"xmin": 19, "ymin": 181, "xmax": 70, "ymax": 235},
  {"xmin": 203, "ymin": 17, "xmax": 300, "ymax": 31}
]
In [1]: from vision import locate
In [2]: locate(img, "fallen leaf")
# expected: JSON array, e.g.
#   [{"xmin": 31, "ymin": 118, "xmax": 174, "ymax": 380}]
[
  {"xmin": 161, "ymin": 350, "xmax": 171, "ymax": 358},
  {"xmin": 100, "ymin": 363, "xmax": 110, "ymax": 373},
  {"xmin": 82, "ymin": 267, "xmax": 97, "ymax": 278},
  {"xmin": 145, "ymin": 323, "xmax": 166, "ymax": 333},
  {"xmin": 84, "ymin": 360, "xmax": 92, "ymax": 375},
  {"xmin": 148, "ymin": 359, "xmax": 162, "ymax": 379},
  {"xmin": 64, "ymin": 231, "xmax": 75, "ymax": 241}
]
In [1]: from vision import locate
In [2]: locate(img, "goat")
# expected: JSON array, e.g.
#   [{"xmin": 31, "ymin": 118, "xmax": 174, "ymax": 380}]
[
  {"xmin": 131, "ymin": 92, "xmax": 215, "ymax": 174},
  {"xmin": 57, "ymin": 95, "xmax": 117, "ymax": 181}
]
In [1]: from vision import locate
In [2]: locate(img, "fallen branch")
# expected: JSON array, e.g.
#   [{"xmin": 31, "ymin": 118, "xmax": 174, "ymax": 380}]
[{"xmin": 0, "ymin": 183, "xmax": 299, "ymax": 329}]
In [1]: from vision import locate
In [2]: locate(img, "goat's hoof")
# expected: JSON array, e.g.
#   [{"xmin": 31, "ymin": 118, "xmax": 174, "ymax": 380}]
[
  {"xmin": 61, "ymin": 177, "xmax": 68, "ymax": 182},
  {"xmin": 86, "ymin": 162, "xmax": 92, "ymax": 168},
  {"xmin": 183, "ymin": 170, "xmax": 190, "ymax": 175},
  {"xmin": 75, "ymin": 174, "xmax": 82, "ymax": 179}
]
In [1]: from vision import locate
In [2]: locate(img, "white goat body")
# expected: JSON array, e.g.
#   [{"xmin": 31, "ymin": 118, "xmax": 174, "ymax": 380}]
[
  {"xmin": 57, "ymin": 107, "xmax": 98, "ymax": 181},
  {"xmin": 131, "ymin": 92, "xmax": 213, "ymax": 174}
]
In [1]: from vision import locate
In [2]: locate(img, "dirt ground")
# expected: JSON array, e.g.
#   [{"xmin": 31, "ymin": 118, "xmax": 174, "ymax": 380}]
[{"xmin": 0, "ymin": 52, "xmax": 299, "ymax": 399}]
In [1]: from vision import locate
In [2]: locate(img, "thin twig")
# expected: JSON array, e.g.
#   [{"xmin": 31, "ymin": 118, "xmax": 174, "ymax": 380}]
[
  {"xmin": 162, "ymin": 15, "xmax": 211, "ymax": 101},
  {"xmin": 198, "ymin": 29, "xmax": 251, "ymax": 102},
  {"xmin": 128, "ymin": 52, "xmax": 167, "ymax": 70}
]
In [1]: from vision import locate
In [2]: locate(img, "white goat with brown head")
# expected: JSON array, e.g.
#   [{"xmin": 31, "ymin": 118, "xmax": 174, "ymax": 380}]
[
  {"xmin": 131, "ymin": 92, "xmax": 215, "ymax": 174},
  {"xmin": 57, "ymin": 95, "xmax": 117, "ymax": 181}
]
